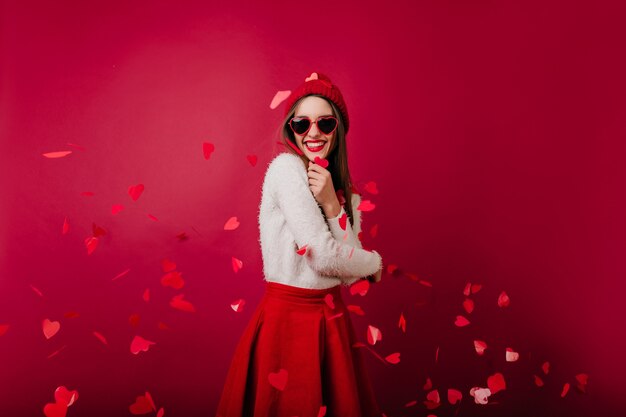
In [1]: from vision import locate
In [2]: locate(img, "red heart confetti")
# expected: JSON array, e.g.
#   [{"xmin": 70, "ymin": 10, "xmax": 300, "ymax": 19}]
[
  {"xmin": 268, "ymin": 368, "xmax": 288, "ymax": 391},
  {"xmin": 93, "ymin": 331, "xmax": 108, "ymax": 345},
  {"xmin": 112, "ymin": 268, "xmax": 131, "ymax": 281},
  {"xmin": 62, "ymin": 217, "xmax": 69, "ymax": 234},
  {"xmin": 561, "ymin": 383, "xmax": 570, "ymax": 398},
  {"xmin": 128, "ymin": 184, "xmax": 144, "ymax": 201},
  {"xmin": 424, "ymin": 389, "xmax": 441, "ymax": 409},
  {"xmin": 474, "ymin": 340, "xmax": 487, "ymax": 355},
  {"xmin": 448, "ymin": 388, "xmax": 463, "ymax": 405},
  {"xmin": 575, "ymin": 373, "xmax": 588, "ymax": 393},
  {"xmin": 246, "ymin": 155, "xmax": 258, "ymax": 166},
  {"xmin": 161, "ymin": 258, "xmax": 176, "ymax": 272},
  {"xmin": 498, "ymin": 291, "xmax": 510, "ymax": 307},
  {"xmin": 454, "ymin": 315, "xmax": 470, "ymax": 327},
  {"xmin": 30, "ymin": 284, "xmax": 44, "ymax": 297},
  {"xmin": 231, "ymin": 257, "xmax": 243, "ymax": 273},
  {"xmin": 129, "ymin": 391, "xmax": 156, "ymax": 414},
  {"xmin": 398, "ymin": 313, "xmax": 406, "ymax": 333},
  {"xmin": 43, "ymin": 319, "xmax": 61, "ymax": 339},
  {"xmin": 487, "ymin": 372, "xmax": 506, "ymax": 395},
  {"xmin": 92, "ymin": 223, "xmax": 106, "ymax": 237},
  {"xmin": 364, "ymin": 181, "xmax": 378, "ymax": 194},
  {"xmin": 349, "ymin": 279, "xmax": 370, "ymax": 296},
  {"xmin": 231, "ymin": 299, "xmax": 245, "ymax": 312},
  {"xmin": 111, "ymin": 204, "xmax": 124, "ymax": 215},
  {"xmin": 534, "ymin": 374, "xmax": 544, "ymax": 387},
  {"xmin": 338, "ymin": 212, "xmax": 347, "ymax": 230},
  {"xmin": 161, "ymin": 271, "xmax": 184, "ymax": 289},
  {"xmin": 313, "ymin": 156, "xmax": 329, "ymax": 168},
  {"xmin": 317, "ymin": 405, "xmax": 327, "ymax": 417},
  {"xmin": 324, "ymin": 294, "xmax": 335, "ymax": 309},
  {"xmin": 423, "ymin": 377, "xmax": 433, "ymax": 390},
  {"xmin": 357, "ymin": 199, "xmax": 376, "ymax": 212},
  {"xmin": 129, "ymin": 314, "xmax": 141, "ymax": 327},
  {"xmin": 347, "ymin": 305, "xmax": 364, "ymax": 316},
  {"xmin": 367, "ymin": 325, "xmax": 382, "ymax": 345},
  {"xmin": 202, "ymin": 142, "xmax": 215, "ymax": 160},
  {"xmin": 147, "ymin": 214, "xmax": 158, "ymax": 221},
  {"xmin": 43, "ymin": 151, "xmax": 72, "ymax": 158},
  {"xmin": 269, "ymin": 90, "xmax": 291, "ymax": 109},
  {"xmin": 385, "ymin": 352, "xmax": 401, "ymax": 364},
  {"xmin": 224, "ymin": 216, "xmax": 240, "ymax": 230},
  {"xmin": 296, "ymin": 244, "xmax": 308, "ymax": 256},
  {"xmin": 463, "ymin": 298, "xmax": 474, "ymax": 314},
  {"xmin": 85, "ymin": 236, "xmax": 98, "ymax": 255},
  {"xmin": 54, "ymin": 386, "xmax": 79, "ymax": 407},
  {"xmin": 130, "ymin": 335, "xmax": 155, "ymax": 355},
  {"xmin": 542, "ymin": 361, "xmax": 550, "ymax": 375},
  {"xmin": 142, "ymin": 288, "xmax": 150, "ymax": 302},
  {"xmin": 0, "ymin": 324, "xmax": 9, "ymax": 336},
  {"xmin": 80, "ymin": 191, "xmax": 94, "ymax": 197},
  {"xmin": 170, "ymin": 294, "xmax": 196, "ymax": 312}
]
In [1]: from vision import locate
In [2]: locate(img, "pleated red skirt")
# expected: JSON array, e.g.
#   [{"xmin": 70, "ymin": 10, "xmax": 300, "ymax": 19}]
[{"xmin": 216, "ymin": 281, "xmax": 382, "ymax": 417}]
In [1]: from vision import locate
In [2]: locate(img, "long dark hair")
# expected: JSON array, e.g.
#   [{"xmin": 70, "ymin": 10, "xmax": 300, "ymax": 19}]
[{"xmin": 273, "ymin": 94, "xmax": 359, "ymax": 228}]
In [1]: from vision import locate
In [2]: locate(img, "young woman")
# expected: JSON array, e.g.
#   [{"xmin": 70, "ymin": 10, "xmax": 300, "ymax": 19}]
[{"xmin": 216, "ymin": 72, "xmax": 384, "ymax": 417}]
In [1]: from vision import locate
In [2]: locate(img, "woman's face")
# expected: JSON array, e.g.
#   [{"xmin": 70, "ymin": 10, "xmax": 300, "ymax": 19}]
[{"xmin": 292, "ymin": 96, "xmax": 336, "ymax": 161}]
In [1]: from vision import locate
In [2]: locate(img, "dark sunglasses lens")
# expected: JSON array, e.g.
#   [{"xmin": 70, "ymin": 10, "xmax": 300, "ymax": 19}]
[
  {"xmin": 317, "ymin": 117, "xmax": 337, "ymax": 134},
  {"xmin": 291, "ymin": 118, "xmax": 310, "ymax": 135}
]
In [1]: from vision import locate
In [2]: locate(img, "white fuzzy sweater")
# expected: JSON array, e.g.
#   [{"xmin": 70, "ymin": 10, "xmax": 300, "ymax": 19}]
[{"xmin": 258, "ymin": 152, "xmax": 383, "ymax": 289}]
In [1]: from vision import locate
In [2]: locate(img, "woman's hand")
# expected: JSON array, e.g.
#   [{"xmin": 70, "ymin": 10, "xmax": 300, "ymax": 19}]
[{"xmin": 307, "ymin": 161, "xmax": 339, "ymax": 214}]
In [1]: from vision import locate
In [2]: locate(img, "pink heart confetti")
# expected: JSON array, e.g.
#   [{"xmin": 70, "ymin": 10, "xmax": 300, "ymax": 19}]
[
  {"xmin": 231, "ymin": 257, "xmax": 243, "ymax": 273},
  {"xmin": 130, "ymin": 335, "xmax": 155, "ymax": 355},
  {"xmin": 43, "ymin": 319, "xmax": 60, "ymax": 339},
  {"xmin": 268, "ymin": 368, "xmax": 288, "ymax": 391},
  {"xmin": 170, "ymin": 294, "xmax": 196, "ymax": 312},
  {"xmin": 505, "ymin": 347, "xmax": 519, "ymax": 362},
  {"xmin": 448, "ymin": 388, "xmax": 463, "ymax": 405},
  {"xmin": 470, "ymin": 387, "xmax": 491, "ymax": 404},
  {"xmin": 202, "ymin": 142, "xmax": 215, "ymax": 160},
  {"xmin": 367, "ymin": 325, "xmax": 382, "ymax": 345},
  {"xmin": 474, "ymin": 340, "xmax": 487, "ymax": 355},
  {"xmin": 231, "ymin": 299, "xmax": 245, "ymax": 312},
  {"xmin": 128, "ymin": 184, "xmax": 144, "ymax": 201},
  {"xmin": 43, "ymin": 151, "xmax": 72, "ymax": 158},
  {"xmin": 305, "ymin": 72, "xmax": 318, "ymax": 82},
  {"xmin": 224, "ymin": 216, "xmax": 240, "ymax": 230},
  {"xmin": 269, "ymin": 90, "xmax": 291, "ymax": 109}
]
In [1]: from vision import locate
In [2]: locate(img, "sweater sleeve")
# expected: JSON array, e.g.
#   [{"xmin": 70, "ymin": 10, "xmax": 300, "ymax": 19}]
[
  {"xmin": 267, "ymin": 154, "xmax": 382, "ymax": 279},
  {"xmin": 326, "ymin": 192, "xmax": 364, "ymax": 249}
]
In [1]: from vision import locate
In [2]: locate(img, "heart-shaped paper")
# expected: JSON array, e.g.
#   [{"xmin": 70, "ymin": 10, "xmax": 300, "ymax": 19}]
[
  {"xmin": 305, "ymin": 72, "xmax": 318, "ymax": 82},
  {"xmin": 270, "ymin": 90, "xmax": 291, "ymax": 109},
  {"xmin": 128, "ymin": 184, "xmax": 144, "ymax": 201},
  {"xmin": 161, "ymin": 258, "xmax": 176, "ymax": 272},
  {"xmin": 130, "ymin": 335, "xmax": 155, "ymax": 355},
  {"xmin": 129, "ymin": 392, "xmax": 156, "ymax": 414},
  {"xmin": 367, "ymin": 325, "xmax": 382, "ymax": 345},
  {"xmin": 448, "ymin": 388, "xmax": 462, "ymax": 405},
  {"xmin": 43, "ymin": 402, "xmax": 67, "ymax": 417},
  {"xmin": 43, "ymin": 319, "xmax": 61, "ymax": 339},
  {"xmin": 231, "ymin": 257, "xmax": 243, "ymax": 273},
  {"xmin": 385, "ymin": 352, "xmax": 400, "ymax": 364},
  {"xmin": 463, "ymin": 298, "xmax": 474, "ymax": 314},
  {"xmin": 84, "ymin": 236, "xmax": 98, "ymax": 255},
  {"xmin": 160, "ymin": 271, "xmax": 185, "ymax": 289},
  {"xmin": 246, "ymin": 155, "xmax": 258, "ymax": 167},
  {"xmin": 474, "ymin": 340, "xmax": 487, "ymax": 355},
  {"xmin": 364, "ymin": 181, "xmax": 378, "ymax": 194},
  {"xmin": 170, "ymin": 294, "xmax": 196, "ymax": 312},
  {"xmin": 202, "ymin": 142, "xmax": 215, "ymax": 160},
  {"xmin": 349, "ymin": 279, "xmax": 370, "ymax": 296},
  {"xmin": 487, "ymin": 372, "xmax": 506, "ymax": 395},
  {"xmin": 338, "ymin": 212, "xmax": 347, "ymax": 230},
  {"xmin": 454, "ymin": 315, "xmax": 470, "ymax": 327},
  {"xmin": 498, "ymin": 291, "xmax": 510, "ymax": 307},
  {"xmin": 296, "ymin": 245, "xmax": 308, "ymax": 256},
  {"xmin": 111, "ymin": 204, "xmax": 124, "ymax": 215},
  {"xmin": 357, "ymin": 199, "xmax": 375, "ymax": 212},
  {"xmin": 505, "ymin": 348, "xmax": 519, "ymax": 362},
  {"xmin": 224, "ymin": 216, "xmax": 240, "ymax": 230},
  {"xmin": 313, "ymin": 156, "xmax": 328, "ymax": 168},
  {"xmin": 324, "ymin": 294, "xmax": 335, "ymax": 309},
  {"xmin": 54, "ymin": 386, "xmax": 78, "ymax": 407},
  {"xmin": 231, "ymin": 299, "xmax": 245, "ymax": 312},
  {"xmin": 43, "ymin": 151, "xmax": 72, "ymax": 159},
  {"xmin": 268, "ymin": 369, "xmax": 288, "ymax": 391}
]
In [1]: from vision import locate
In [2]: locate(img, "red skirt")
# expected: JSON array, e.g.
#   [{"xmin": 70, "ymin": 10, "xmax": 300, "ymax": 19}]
[{"xmin": 216, "ymin": 281, "xmax": 382, "ymax": 417}]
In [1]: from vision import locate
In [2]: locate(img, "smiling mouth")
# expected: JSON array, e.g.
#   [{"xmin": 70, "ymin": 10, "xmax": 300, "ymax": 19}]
[{"xmin": 305, "ymin": 141, "xmax": 326, "ymax": 152}]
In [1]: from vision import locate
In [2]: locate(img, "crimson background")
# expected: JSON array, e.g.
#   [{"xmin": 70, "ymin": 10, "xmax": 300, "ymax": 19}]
[{"xmin": 1, "ymin": 0, "xmax": 624, "ymax": 416}]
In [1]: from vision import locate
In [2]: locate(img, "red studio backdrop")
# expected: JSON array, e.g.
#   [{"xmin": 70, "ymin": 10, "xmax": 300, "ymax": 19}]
[{"xmin": 1, "ymin": 1, "xmax": 625, "ymax": 416}]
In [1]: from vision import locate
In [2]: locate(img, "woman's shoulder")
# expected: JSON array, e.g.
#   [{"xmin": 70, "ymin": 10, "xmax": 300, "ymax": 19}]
[{"xmin": 265, "ymin": 152, "xmax": 305, "ymax": 179}]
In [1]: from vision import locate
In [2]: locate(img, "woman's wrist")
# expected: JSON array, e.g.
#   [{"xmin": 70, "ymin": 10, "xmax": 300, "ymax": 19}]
[{"xmin": 323, "ymin": 199, "xmax": 341, "ymax": 219}]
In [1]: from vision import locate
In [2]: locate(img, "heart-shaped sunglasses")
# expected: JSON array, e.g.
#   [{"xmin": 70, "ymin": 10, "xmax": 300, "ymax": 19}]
[{"xmin": 288, "ymin": 115, "xmax": 338, "ymax": 136}]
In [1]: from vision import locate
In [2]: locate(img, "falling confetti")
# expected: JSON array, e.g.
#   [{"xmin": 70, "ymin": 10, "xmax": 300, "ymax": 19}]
[
  {"xmin": 224, "ymin": 216, "xmax": 240, "ymax": 230},
  {"xmin": 269, "ymin": 90, "xmax": 291, "ymax": 109},
  {"xmin": 202, "ymin": 142, "xmax": 215, "ymax": 160},
  {"xmin": 128, "ymin": 184, "xmax": 144, "ymax": 201},
  {"xmin": 42, "ymin": 151, "xmax": 72, "ymax": 158},
  {"xmin": 42, "ymin": 318, "xmax": 61, "ymax": 339},
  {"xmin": 268, "ymin": 368, "xmax": 288, "ymax": 391},
  {"xmin": 130, "ymin": 335, "xmax": 155, "ymax": 355}
]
